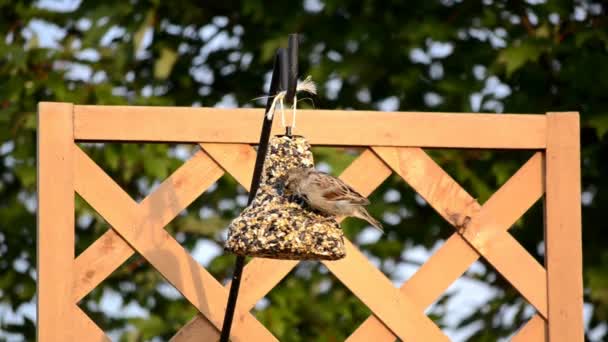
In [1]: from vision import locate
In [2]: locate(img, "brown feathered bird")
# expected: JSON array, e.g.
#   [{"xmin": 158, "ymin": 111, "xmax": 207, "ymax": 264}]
[{"xmin": 283, "ymin": 167, "xmax": 383, "ymax": 232}]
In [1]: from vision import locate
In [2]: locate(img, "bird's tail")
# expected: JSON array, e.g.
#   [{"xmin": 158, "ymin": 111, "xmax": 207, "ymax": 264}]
[{"xmin": 354, "ymin": 208, "xmax": 384, "ymax": 233}]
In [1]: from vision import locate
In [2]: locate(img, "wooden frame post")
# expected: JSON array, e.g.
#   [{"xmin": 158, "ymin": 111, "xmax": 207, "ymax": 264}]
[
  {"xmin": 37, "ymin": 102, "xmax": 75, "ymax": 341},
  {"xmin": 545, "ymin": 112, "xmax": 584, "ymax": 341}
]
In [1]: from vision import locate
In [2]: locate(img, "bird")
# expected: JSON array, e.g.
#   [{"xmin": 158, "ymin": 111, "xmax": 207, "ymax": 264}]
[{"xmin": 283, "ymin": 167, "xmax": 384, "ymax": 232}]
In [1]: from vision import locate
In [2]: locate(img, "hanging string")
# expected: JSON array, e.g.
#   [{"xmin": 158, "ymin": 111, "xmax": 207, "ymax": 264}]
[
  {"xmin": 291, "ymin": 94, "xmax": 297, "ymax": 128},
  {"xmin": 279, "ymin": 96, "xmax": 286, "ymax": 128},
  {"xmin": 278, "ymin": 94, "xmax": 299, "ymax": 131}
]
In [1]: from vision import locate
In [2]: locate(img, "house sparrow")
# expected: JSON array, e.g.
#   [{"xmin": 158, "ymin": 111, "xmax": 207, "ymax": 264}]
[{"xmin": 283, "ymin": 167, "xmax": 384, "ymax": 232}]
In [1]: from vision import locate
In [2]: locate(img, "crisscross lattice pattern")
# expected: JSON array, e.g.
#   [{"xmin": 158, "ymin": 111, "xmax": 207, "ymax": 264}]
[{"xmin": 37, "ymin": 103, "xmax": 583, "ymax": 341}]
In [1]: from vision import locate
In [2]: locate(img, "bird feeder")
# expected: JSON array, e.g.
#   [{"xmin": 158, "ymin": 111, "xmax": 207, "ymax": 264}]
[{"xmin": 224, "ymin": 135, "xmax": 346, "ymax": 260}]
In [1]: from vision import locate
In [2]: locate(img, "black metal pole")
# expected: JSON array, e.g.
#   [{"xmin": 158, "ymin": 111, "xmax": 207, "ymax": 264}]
[
  {"xmin": 286, "ymin": 34, "xmax": 299, "ymax": 102},
  {"xmin": 219, "ymin": 47, "xmax": 289, "ymax": 342},
  {"xmin": 285, "ymin": 33, "xmax": 299, "ymax": 137}
]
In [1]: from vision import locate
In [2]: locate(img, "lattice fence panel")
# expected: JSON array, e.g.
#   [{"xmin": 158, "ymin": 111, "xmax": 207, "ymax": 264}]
[{"xmin": 37, "ymin": 103, "xmax": 582, "ymax": 342}]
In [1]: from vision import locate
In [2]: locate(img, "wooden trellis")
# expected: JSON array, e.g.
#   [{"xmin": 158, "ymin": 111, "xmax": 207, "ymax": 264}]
[{"xmin": 37, "ymin": 103, "xmax": 583, "ymax": 341}]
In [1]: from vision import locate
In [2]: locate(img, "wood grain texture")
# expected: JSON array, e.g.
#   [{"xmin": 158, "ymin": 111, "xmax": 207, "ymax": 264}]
[
  {"xmin": 74, "ymin": 106, "xmax": 547, "ymax": 148},
  {"xmin": 74, "ymin": 147, "xmax": 276, "ymax": 342},
  {"xmin": 545, "ymin": 112, "xmax": 584, "ymax": 342},
  {"xmin": 510, "ymin": 314, "xmax": 546, "ymax": 342},
  {"xmin": 348, "ymin": 150, "xmax": 545, "ymax": 341},
  {"xmin": 37, "ymin": 102, "xmax": 75, "ymax": 341},
  {"xmin": 72, "ymin": 149, "xmax": 224, "ymax": 302},
  {"xmin": 173, "ymin": 148, "xmax": 393, "ymax": 342}
]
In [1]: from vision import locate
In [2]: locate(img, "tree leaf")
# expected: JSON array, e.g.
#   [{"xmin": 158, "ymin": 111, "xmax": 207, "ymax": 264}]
[
  {"xmin": 497, "ymin": 41, "xmax": 544, "ymax": 77},
  {"xmin": 154, "ymin": 47, "xmax": 178, "ymax": 80}
]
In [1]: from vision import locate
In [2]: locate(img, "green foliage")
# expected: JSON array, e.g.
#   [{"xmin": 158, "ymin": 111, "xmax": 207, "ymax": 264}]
[
  {"xmin": 1, "ymin": 0, "xmax": 607, "ymax": 341},
  {"xmin": 254, "ymin": 263, "xmax": 373, "ymax": 342},
  {"xmin": 498, "ymin": 39, "xmax": 547, "ymax": 77}
]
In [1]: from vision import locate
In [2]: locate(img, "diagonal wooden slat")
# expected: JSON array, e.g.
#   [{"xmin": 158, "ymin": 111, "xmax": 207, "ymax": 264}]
[
  {"xmin": 348, "ymin": 150, "xmax": 545, "ymax": 341},
  {"xmin": 374, "ymin": 147, "xmax": 547, "ymax": 313},
  {"xmin": 73, "ymin": 229, "xmax": 136, "ymax": 302},
  {"xmin": 171, "ymin": 258, "xmax": 301, "ymax": 342},
  {"xmin": 173, "ymin": 148, "xmax": 393, "ymax": 342},
  {"xmin": 324, "ymin": 241, "xmax": 450, "ymax": 341},
  {"xmin": 72, "ymin": 148, "xmax": 224, "ymax": 302},
  {"xmin": 373, "ymin": 147, "xmax": 482, "ymax": 223},
  {"xmin": 465, "ymin": 228, "xmax": 547, "ymax": 313},
  {"xmin": 346, "ymin": 233, "xmax": 478, "ymax": 342},
  {"xmin": 511, "ymin": 314, "xmax": 546, "ymax": 341},
  {"xmin": 201, "ymin": 143, "xmax": 256, "ymax": 189},
  {"xmin": 73, "ymin": 307, "xmax": 110, "ymax": 342},
  {"xmin": 170, "ymin": 315, "xmax": 217, "ymax": 342},
  {"xmin": 73, "ymin": 146, "xmax": 277, "ymax": 342}
]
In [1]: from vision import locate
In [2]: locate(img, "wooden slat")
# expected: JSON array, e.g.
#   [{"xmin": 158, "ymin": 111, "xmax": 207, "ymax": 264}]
[
  {"xmin": 373, "ymin": 147, "xmax": 481, "ymax": 223},
  {"xmin": 336, "ymin": 149, "xmax": 394, "ymax": 196},
  {"xmin": 173, "ymin": 148, "xmax": 393, "ymax": 342},
  {"xmin": 545, "ymin": 112, "xmax": 584, "ymax": 341},
  {"xmin": 172, "ymin": 263, "xmax": 303, "ymax": 342},
  {"xmin": 73, "ymin": 106, "xmax": 547, "ymax": 148},
  {"xmin": 201, "ymin": 143, "xmax": 256, "ymax": 190},
  {"xmin": 72, "ymin": 149, "xmax": 224, "ymax": 302},
  {"xmin": 466, "ymin": 229, "xmax": 547, "ymax": 314},
  {"xmin": 348, "ymin": 151, "xmax": 545, "ymax": 341},
  {"xmin": 135, "ymin": 149, "xmax": 224, "ymax": 229},
  {"xmin": 325, "ymin": 241, "xmax": 449, "ymax": 341},
  {"xmin": 74, "ymin": 147, "xmax": 277, "ymax": 342},
  {"xmin": 171, "ymin": 315, "xmax": 217, "ymax": 342},
  {"xmin": 510, "ymin": 314, "xmax": 546, "ymax": 342},
  {"xmin": 170, "ymin": 260, "xmax": 301, "ymax": 342},
  {"xmin": 237, "ymin": 259, "xmax": 299, "ymax": 312},
  {"xmin": 73, "ymin": 307, "xmax": 110, "ymax": 342},
  {"xmin": 73, "ymin": 229, "xmax": 136, "ymax": 302},
  {"xmin": 347, "ymin": 235, "xmax": 482, "ymax": 342},
  {"xmin": 37, "ymin": 102, "xmax": 76, "ymax": 341},
  {"xmin": 376, "ymin": 147, "xmax": 547, "ymax": 314}
]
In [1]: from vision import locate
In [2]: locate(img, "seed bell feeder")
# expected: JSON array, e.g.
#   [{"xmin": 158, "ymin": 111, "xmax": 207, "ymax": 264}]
[{"xmin": 219, "ymin": 34, "xmax": 346, "ymax": 341}]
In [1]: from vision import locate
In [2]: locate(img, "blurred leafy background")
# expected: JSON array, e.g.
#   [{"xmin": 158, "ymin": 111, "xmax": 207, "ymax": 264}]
[{"xmin": 1, "ymin": 0, "xmax": 607, "ymax": 341}]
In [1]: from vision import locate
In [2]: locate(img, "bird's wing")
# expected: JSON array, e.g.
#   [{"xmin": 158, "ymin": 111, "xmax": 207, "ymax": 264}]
[{"xmin": 313, "ymin": 173, "xmax": 370, "ymax": 205}]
